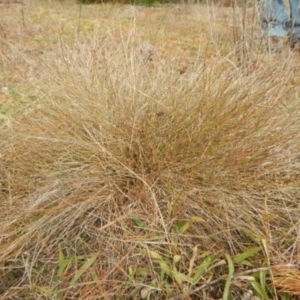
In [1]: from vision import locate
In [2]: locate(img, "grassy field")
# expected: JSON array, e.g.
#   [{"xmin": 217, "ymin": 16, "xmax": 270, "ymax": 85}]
[{"xmin": 1, "ymin": 1, "xmax": 300, "ymax": 299}]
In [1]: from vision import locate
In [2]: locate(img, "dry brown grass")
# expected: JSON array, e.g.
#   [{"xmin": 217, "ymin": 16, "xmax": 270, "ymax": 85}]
[{"xmin": 1, "ymin": 1, "xmax": 300, "ymax": 299}]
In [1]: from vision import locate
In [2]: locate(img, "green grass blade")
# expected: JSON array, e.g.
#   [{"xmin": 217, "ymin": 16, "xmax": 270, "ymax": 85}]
[
  {"xmin": 172, "ymin": 270, "xmax": 193, "ymax": 284},
  {"xmin": 232, "ymin": 247, "xmax": 261, "ymax": 264},
  {"xmin": 70, "ymin": 253, "xmax": 98, "ymax": 286},
  {"xmin": 283, "ymin": 292, "xmax": 291, "ymax": 300},
  {"xmin": 172, "ymin": 220, "xmax": 188, "ymax": 234},
  {"xmin": 259, "ymin": 269, "xmax": 267, "ymax": 291},
  {"xmin": 57, "ymin": 245, "xmax": 74, "ymax": 277},
  {"xmin": 133, "ymin": 218, "xmax": 149, "ymax": 230},
  {"xmin": 192, "ymin": 255, "xmax": 213, "ymax": 285},
  {"xmin": 158, "ymin": 260, "xmax": 172, "ymax": 276},
  {"xmin": 149, "ymin": 250, "xmax": 163, "ymax": 260},
  {"xmin": 222, "ymin": 254, "xmax": 234, "ymax": 300},
  {"xmin": 57, "ymin": 256, "xmax": 74, "ymax": 278},
  {"xmin": 249, "ymin": 279, "xmax": 270, "ymax": 300},
  {"xmin": 58, "ymin": 244, "xmax": 64, "ymax": 266},
  {"xmin": 179, "ymin": 221, "xmax": 191, "ymax": 234}
]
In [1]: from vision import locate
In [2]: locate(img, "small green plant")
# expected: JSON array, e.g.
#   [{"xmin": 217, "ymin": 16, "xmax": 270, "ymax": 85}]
[
  {"xmin": 43, "ymin": 245, "xmax": 99, "ymax": 299},
  {"xmin": 126, "ymin": 238, "xmax": 269, "ymax": 299}
]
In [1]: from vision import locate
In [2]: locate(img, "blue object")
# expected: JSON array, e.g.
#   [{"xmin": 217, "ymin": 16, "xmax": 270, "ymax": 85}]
[{"xmin": 261, "ymin": 0, "xmax": 300, "ymax": 39}]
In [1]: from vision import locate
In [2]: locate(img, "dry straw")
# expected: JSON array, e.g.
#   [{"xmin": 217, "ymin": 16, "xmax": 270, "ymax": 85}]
[{"xmin": 1, "ymin": 30, "xmax": 300, "ymax": 298}]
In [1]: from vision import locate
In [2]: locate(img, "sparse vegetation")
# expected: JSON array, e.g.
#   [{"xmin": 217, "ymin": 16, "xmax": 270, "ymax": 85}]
[{"xmin": 1, "ymin": 1, "xmax": 300, "ymax": 299}]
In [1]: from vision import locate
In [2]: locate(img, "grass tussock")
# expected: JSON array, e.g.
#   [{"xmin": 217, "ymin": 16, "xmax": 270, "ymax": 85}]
[{"xmin": 1, "ymin": 15, "xmax": 300, "ymax": 300}]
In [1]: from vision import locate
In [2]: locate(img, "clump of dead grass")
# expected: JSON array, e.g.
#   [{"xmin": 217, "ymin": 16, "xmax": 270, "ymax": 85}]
[{"xmin": 1, "ymin": 32, "xmax": 300, "ymax": 299}]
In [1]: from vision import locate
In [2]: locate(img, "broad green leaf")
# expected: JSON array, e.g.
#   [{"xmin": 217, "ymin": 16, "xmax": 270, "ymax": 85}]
[
  {"xmin": 172, "ymin": 270, "xmax": 193, "ymax": 285},
  {"xmin": 179, "ymin": 221, "xmax": 190, "ymax": 234},
  {"xmin": 149, "ymin": 251, "xmax": 163, "ymax": 260},
  {"xmin": 172, "ymin": 220, "xmax": 187, "ymax": 233},
  {"xmin": 172, "ymin": 220, "xmax": 191, "ymax": 234},
  {"xmin": 192, "ymin": 255, "xmax": 213, "ymax": 285},
  {"xmin": 222, "ymin": 254, "xmax": 234, "ymax": 300},
  {"xmin": 232, "ymin": 247, "xmax": 261, "ymax": 264},
  {"xmin": 133, "ymin": 218, "xmax": 149, "ymax": 230},
  {"xmin": 250, "ymin": 279, "xmax": 270, "ymax": 300},
  {"xmin": 158, "ymin": 260, "xmax": 172, "ymax": 276},
  {"xmin": 135, "ymin": 268, "xmax": 149, "ymax": 277},
  {"xmin": 70, "ymin": 253, "xmax": 98, "ymax": 285}
]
